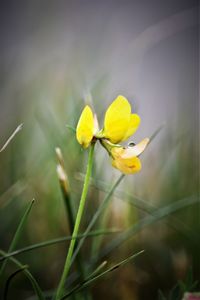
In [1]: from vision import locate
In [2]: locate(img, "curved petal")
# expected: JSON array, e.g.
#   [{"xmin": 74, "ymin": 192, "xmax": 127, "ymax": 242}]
[
  {"xmin": 121, "ymin": 114, "xmax": 141, "ymax": 141},
  {"xmin": 121, "ymin": 138, "xmax": 150, "ymax": 158},
  {"xmin": 103, "ymin": 95, "xmax": 131, "ymax": 143},
  {"xmin": 112, "ymin": 156, "xmax": 141, "ymax": 174},
  {"xmin": 76, "ymin": 105, "xmax": 94, "ymax": 148}
]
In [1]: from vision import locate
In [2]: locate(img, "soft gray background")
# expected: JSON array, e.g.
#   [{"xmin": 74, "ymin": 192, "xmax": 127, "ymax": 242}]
[{"xmin": 0, "ymin": 0, "xmax": 198, "ymax": 147}]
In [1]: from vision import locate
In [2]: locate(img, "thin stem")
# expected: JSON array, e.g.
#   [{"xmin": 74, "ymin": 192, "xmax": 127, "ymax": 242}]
[
  {"xmin": 0, "ymin": 230, "xmax": 119, "ymax": 262},
  {"xmin": 69, "ymin": 174, "xmax": 124, "ymax": 269},
  {"xmin": 55, "ymin": 143, "xmax": 95, "ymax": 300},
  {"xmin": 61, "ymin": 250, "xmax": 144, "ymax": 299},
  {"xmin": 56, "ymin": 148, "xmax": 90, "ymax": 300}
]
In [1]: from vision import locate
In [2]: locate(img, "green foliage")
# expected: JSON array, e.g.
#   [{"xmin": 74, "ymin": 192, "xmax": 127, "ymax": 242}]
[{"xmin": 0, "ymin": 90, "xmax": 199, "ymax": 299}]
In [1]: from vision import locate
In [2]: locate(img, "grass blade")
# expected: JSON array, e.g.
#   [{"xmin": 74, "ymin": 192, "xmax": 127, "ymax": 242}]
[
  {"xmin": 0, "ymin": 180, "xmax": 26, "ymax": 209},
  {"xmin": 69, "ymin": 174, "xmax": 125, "ymax": 269},
  {"xmin": 57, "ymin": 195, "xmax": 199, "ymax": 291},
  {"xmin": 56, "ymin": 147, "xmax": 87, "ymax": 298},
  {"xmin": 92, "ymin": 195, "xmax": 199, "ymax": 265},
  {"xmin": 66, "ymin": 125, "xmax": 76, "ymax": 133},
  {"xmin": 0, "ymin": 199, "xmax": 35, "ymax": 278},
  {"xmin": 61, "ymin": 250, "xmax": 144, "ymax": 299},
  {"xmin": 123, "ymin": 194, "xmax": 198, "ymax": 242},
  {"xmin": 0, "ymin": 250, "xmax": 45, "ymax": 300},
  {"xmin": 3, "ymin": 265, "xmax": 28, "ymax": 300},
  {"xmin": 0, "ymin": 124, "xmax": 23, "ymax": 153},
  {"xmin": 86, "ymin": 261, "xmax": 107, "ymax": 281},
  {"xmin": 0, "ymin": 229, "xmax": 120, "ymax": 262},
  {"xmin": 149, "ymin": 124, "xmax": 165, "ymax": 144},
  {"xmin": 87, "ymin": 177, "xmax": 198, "ymax": 241}
]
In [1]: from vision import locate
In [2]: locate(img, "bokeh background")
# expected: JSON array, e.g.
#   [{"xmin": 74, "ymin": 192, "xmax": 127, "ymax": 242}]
[{"xmin": 0, "ymin": 1, "xmax": 199, "ymax": 299}]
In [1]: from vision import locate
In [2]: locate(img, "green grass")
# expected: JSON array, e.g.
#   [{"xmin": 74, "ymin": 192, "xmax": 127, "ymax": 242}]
[{"xmin": 0, "ymin": 94, "xmax": 199, "ymax": 300}]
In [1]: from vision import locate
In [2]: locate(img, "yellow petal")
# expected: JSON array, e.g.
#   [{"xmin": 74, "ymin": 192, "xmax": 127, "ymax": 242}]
[
  {"xmin": 76, "ymin": 105, "xmax": 94, "ymax": 148},
  {"xmin": 121, "ymin": 138, "xmax": 150, "ymax": 158},
  {"xmin": 121, "ymin": 114, "xmax": 141, "ymax": 141},
  {"xmin": 103, "ymin": 95, "xmax": 131, "ymax": 143},
  {"xmin": 112, "ymin": 156, "xmax": 141, "ymax": 174}
]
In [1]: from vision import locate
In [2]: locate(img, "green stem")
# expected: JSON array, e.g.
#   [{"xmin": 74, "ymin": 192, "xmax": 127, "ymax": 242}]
[
  {"xmin": 55, "ymin": 143, "xmax": 95, "ymax": 300},
  {"xmin": 58, "ymin": 155, "xmax": 89, "ymax": 300},
  {"xmin": 69, "ymin": 174, "xmax": 124, "ymax": 269}
]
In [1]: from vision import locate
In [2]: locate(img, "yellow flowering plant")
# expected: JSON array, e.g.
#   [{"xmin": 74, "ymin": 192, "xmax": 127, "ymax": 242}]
[
  {"xmin": 55, "ymin": 95, "xmax": 149, "ymax": 299},
  {"xmin": 76, "ymin": 95, "xmax": 149, "ymax": 174}
]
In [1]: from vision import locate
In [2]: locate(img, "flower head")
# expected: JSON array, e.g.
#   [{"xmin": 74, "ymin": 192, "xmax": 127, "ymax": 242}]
[
  {"xmin": 76, "ymin": 95, "xmax": 140, "ymax": 148},
  {"xmin": 76, "ymin": 95, "xmax": 148, "ymax": 174},
  {"xmin": 110, "ymin": 138, "xmax": 149, "ymax": 174}
]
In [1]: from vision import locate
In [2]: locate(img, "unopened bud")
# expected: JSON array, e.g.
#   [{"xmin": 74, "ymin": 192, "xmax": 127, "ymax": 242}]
[
  {"xmin": 55, "ymin": 147, "xmax": 65, "ymax": 168},
  {"xmin": 55, "ymin": 147, "xmax": 70, "ymax": 196}
]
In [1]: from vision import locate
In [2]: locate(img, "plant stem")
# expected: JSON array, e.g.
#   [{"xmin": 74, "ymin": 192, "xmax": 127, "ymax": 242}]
[
  {"xmin": 55, "ymin": 143, "xmax": 95, "ymax": 300},
  {"xmin": 56, "ymin": 148, "xmax": 89, "ymax": 300},
  {"xmin": 70, "ymin": 174, "xmax": 124, "ymax": 269}
]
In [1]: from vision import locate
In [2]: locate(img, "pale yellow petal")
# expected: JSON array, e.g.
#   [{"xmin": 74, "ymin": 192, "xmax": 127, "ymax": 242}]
[
  {"xmin": 103, "ymin": 95, "xmax": 131, "ymax": 143},
  {"xmin": 112, "ymin": 156, "xmax": 141, "ymax": 174},
  {"xmin": 76, "ymin": 105, "xmax": 94, "ymax": 148},
  {"xmin": 121, "ymin": 114, "xmax": 141, "ymax": 141},
  {"xmin": 93, "ymin": 113, "xmax": 99, "ymax": 134},
  {"xmin": 121, "ymin": 138, "xmax": 150, "ymax": 159}
]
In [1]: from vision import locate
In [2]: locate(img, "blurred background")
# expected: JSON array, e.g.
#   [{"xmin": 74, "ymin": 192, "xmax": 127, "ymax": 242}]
[{"xmin": 0, "ymin": 1, "xmax": 199, "ymax": 299}]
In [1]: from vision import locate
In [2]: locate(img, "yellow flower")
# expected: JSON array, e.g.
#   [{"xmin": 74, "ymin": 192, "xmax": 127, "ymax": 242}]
[
  {"xmin": 76, "ymin": 106, "xmax": 95, "ymax": 149},
  {"xmin": 76, "ymin": 95, "xmax": 140, "ymax": 148},
  {"xmin": 103, "ymin": 95, "xmax": 140, "ymax": 143},
  {"xmin": 110, "ymin": 138, "xmax": 149, "ymax": 174},
  {"xmin": 75, "ymin": 95, "xmax": 149, "ymax": 174}
]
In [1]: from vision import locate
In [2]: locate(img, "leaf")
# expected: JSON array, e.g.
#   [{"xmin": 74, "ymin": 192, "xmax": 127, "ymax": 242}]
[
  {"xmin": 4, "ymin": 265, "xmax": 28, "ymax": 300},
  {"xmin": 91, "ymin": 195, "xmax": 199, "ymax": 265},
  {"xmin": 0, "ymin": 199, "xmax": 35, "ymax": 278},
  {"xmin": 61, "ymin": 250, "xmax": 144, "ymax": 299},
  {"xmin": 66, "ymin": 124, "xmax": 76, "ymax": 133},
  {"xmin": 149, "ymin": 124, "xmax": 165, "ymax": 144},
  {"xmin": 69, "ymin": 174, "xmax": 125, "ymax": 269},
  {"xmin": 0, "ymin": 124, "xmax": 23, "ymax": 153},
  {"xmin": 0, "ymin": 229, "xmax": 120, "ymax": 262},
  {"xmin": 0, "ymin": 250, "xmax": 45, "ymax": 300}
]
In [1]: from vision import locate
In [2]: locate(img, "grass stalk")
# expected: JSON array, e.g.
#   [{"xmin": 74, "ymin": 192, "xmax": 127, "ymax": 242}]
[
  {"xmin": 0, "ymin": 199, "xmax": 34, "ymax": 279},
  {"xmin": 56, "ymin": 147, "xmax": 91, "ymax": 300},
  {"xmin": 69, "ymin": 174, "xmax": 124, "ymax": 270},
  {"xmin": 0, "ymin": 250, "xmax": 45, "ymax": 300},
  {"xmin": 55, "ymin": 143, "xmax": 95, "ymax": 300},
  {"xmin": 61, "ymin": 250, "xmax": 144, "ymax": 299}
]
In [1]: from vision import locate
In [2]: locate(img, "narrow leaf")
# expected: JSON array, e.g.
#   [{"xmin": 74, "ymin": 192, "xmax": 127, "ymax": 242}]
[
  {"xmin": 0, "ymin": 229, "xmax": 120, "ymax": 262},
  {"xmin": 0, "ymin": 124, "xmax": 23, "ymax": 152},
  {"xmin": 61, "ymin": 250, "xmax": 144, "ymax": 299},
  {"xmin": 4, "ymin": 265, "xmax": 28, "ymax": 300},
  {"xmin": 149, "ymin": 123, "xmax": 165, "ymax": 144},
  {"xmin": 0, "ymin": 250, "xmax": 45, "ymax": 300},
  {"xmin": 69, "ymin": 175, "xmax": 124, "ymax": 269},
  {"xmin": 66, "ymin": 125, "xmax": 76, "ymax": 133},
  {"xmin": 0, "ymin": 199, "xmax": 35, "ymax": 278},
  {"xmin": 92, "ymin": 195, "xmax": 199, "ymax": 265}
]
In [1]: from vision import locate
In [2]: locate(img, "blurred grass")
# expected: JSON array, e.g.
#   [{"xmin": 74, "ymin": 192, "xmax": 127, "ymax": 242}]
[
  {"xmin": 0, "ymin": 1, "xmax": 198, "ymax": 298},
  {"xmin": 0, "ymin": 199, "xmax": 35, "ymax": 279},
  {"xmin": 0, "ymin": 57, "xmax": 199, "ymax": 299},
  {"xmin": 0, "ymin": 94, "xmax": 199, "ymax": 299}
]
